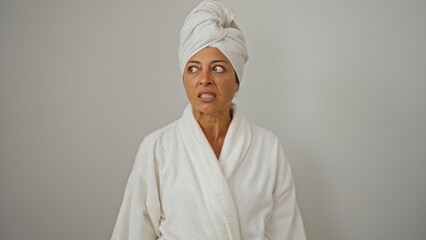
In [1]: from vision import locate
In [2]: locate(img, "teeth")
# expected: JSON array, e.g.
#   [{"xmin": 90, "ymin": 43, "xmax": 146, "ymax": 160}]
[{"xmin": 200, "ymin": 93, "xmax": 215, "ymax": 98}]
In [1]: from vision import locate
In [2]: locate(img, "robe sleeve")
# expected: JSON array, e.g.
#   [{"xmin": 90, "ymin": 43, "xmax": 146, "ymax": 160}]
[
  {"xmin": 111, "ymin": 137, "xmax": 161, "ymax": 240},
  {"xmin": 111, "ymin": 170, "xmax": 157, "ymax": 240},
  {"xmin": 265, "ymin": 142, "xmax": 307, "ymax": 240}
]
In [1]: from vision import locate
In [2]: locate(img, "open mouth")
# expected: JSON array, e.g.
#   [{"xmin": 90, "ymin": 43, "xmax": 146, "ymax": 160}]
[{"xmin": 199, "ymin": 93, "xmax": 216, "ymax": 99}]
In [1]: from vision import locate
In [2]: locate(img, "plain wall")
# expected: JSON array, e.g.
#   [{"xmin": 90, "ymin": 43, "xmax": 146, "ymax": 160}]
[{"xmin": 1, "ymin": 0, "xmax": 425, "ymax": 239}]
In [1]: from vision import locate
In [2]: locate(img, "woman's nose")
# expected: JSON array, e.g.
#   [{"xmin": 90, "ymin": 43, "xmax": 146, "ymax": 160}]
[{"xmin": 199, "ymin": 70, "xmax": 213, "ymax": 85}]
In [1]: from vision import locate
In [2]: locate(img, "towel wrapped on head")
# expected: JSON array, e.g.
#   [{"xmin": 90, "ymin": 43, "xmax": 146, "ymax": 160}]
[{"xmin": 178, "ymin": 0, "xmax": 249, "ymax": 82}]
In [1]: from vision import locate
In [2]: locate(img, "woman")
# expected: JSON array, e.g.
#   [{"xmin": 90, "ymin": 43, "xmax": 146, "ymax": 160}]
[{"xmin": 112, "ymin": 1, "xmax": 306, "ymax": 239}]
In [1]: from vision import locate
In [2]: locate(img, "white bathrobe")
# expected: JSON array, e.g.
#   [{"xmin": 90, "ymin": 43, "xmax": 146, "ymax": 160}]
[{"xmin": 112, "ymin": 105, "xmax": 306, "ymax": 240}]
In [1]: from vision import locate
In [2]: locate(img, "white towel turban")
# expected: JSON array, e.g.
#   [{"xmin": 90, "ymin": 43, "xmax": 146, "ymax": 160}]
[{"xmin": 178, "ymin": 0, "xmax": 249, "ymax": 82}]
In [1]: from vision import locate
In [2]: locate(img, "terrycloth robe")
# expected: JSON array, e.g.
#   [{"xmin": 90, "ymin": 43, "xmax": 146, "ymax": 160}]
[{"xmin": 111, "ymin": 105, "xmax": 306, "ymax": 239}]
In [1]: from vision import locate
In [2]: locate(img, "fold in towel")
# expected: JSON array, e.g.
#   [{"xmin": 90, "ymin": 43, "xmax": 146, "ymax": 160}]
[{"xmin": 178, "ymin": 0, "xmax": 249, "ymax": 81}]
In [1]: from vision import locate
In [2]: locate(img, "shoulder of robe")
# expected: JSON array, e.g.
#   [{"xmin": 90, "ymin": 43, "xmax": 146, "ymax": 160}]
[
  {"xmin": 250, "ymin": 123, "xmax": 293, "ymax": 186},
  {"xmin": 144, "ymin": 119, "xmax": 180, "ymax": 144},
  {"xmin": 132, "ymin": 119, "xmax": 180, "ymax": 172},
  {"xmin": 250, "ymin": 123, "xmax": 281, "ymax": 146}
]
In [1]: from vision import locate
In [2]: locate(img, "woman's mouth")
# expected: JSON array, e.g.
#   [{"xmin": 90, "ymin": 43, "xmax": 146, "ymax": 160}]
[
  {"xmin": 198, "ymin": 92, "xmax": 216, "ymax": 102},
  {"xmin": 199, "ymin": 93, "xmax": 216, "ymax": 99}
]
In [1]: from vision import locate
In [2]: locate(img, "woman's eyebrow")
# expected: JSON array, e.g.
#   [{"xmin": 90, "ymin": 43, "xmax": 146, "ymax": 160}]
[
  {"xmin": 211, "ymin": 60, "xmax": 228, "ymax": 64},
  {"xmin": 187, "ymin": 60, "xmax": 229, "ymax": 65},
  {"xmin": 186, "ymin": 60, "xmax": 201, "ymax": 65},
  {"xmin": 187, "ymin": 60, "xmax": 201, "ymax": 65}
]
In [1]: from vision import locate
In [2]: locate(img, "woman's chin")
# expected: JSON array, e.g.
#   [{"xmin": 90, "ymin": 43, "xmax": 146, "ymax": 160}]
[{"xmin": 191, "ymin": 103, "xmax": 231, "ymax": 116}]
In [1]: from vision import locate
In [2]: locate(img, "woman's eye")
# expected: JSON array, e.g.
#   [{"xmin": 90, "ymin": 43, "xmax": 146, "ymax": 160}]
[
  {"xmin": 188, "ymin": 66, "xmax": 199, "ymax": 73},
  {"xmin": 213, "ymin": 65, "xmax": 224, "ymax": 72}
]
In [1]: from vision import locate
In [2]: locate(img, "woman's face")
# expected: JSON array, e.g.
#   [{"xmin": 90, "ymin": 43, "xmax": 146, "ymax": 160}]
[{"xmin": 183, "ymin": 47, "xmax": 239, "ymax": 117}]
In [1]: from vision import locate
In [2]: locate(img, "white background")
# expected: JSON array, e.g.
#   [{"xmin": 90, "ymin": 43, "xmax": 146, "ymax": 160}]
[{"xmin": 1, "ymin": 0, "xmax": 425, "ymax": 239}]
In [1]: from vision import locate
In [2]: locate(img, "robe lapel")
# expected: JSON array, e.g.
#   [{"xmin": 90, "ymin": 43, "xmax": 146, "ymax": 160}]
[
  {"xmin": 219, "ymin": 105, "xmax": 252, "ymax": 180},
  {"xmin": 179, "ymin": 104, "xmax": 242, "ymax": 240}
]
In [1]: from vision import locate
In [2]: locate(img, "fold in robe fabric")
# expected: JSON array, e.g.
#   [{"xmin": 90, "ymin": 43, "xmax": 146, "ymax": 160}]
[
  {"xmin": 112, "ymin": 105, "xmax": 307, "ymax": 239},
  {"xmin": 178, "ymin": 0, "xmax": 248, "ymax": 81}
]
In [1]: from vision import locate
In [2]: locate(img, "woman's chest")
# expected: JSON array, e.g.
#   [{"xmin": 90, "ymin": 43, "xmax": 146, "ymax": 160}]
[{"xmin": 157, "ymin": 149, "xmax": 276, "ymax": 237}]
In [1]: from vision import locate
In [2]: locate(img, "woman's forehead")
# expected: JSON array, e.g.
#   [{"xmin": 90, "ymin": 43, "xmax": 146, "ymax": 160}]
[{"xmin": 188, "ymin": 47, "xmax": 230, "ymax": 63}]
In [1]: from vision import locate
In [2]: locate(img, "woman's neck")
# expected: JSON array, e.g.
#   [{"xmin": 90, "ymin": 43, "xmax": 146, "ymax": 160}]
[
  {"xmin": 193, "ymin": 107, "xmax": 232, "ymax": 141},
  {"xmin": 192, "ymin": 106, "xmax": 233, "ymax": 159}
]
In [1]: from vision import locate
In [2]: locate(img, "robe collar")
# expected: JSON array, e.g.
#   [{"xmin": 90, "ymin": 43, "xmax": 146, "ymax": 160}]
[{"xmin": 178, "ymin": 103, "xmax": 252, "ymax": 240}]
